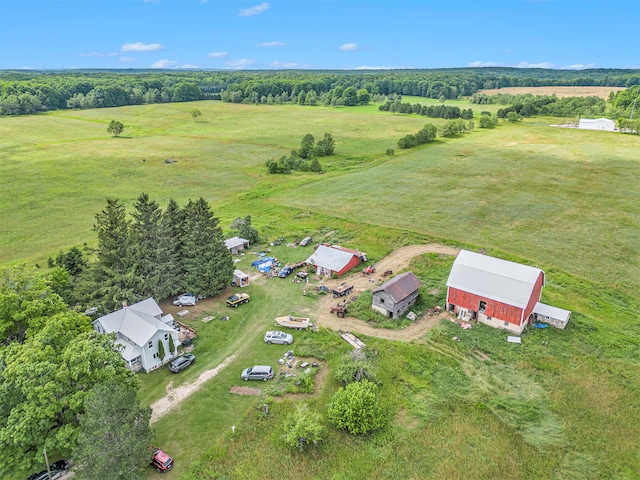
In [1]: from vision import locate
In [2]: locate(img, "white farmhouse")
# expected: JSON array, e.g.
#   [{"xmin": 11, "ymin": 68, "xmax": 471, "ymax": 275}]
[{"xmin": 93, "ymin": 298, "xmax": 180, "ymax": 372}]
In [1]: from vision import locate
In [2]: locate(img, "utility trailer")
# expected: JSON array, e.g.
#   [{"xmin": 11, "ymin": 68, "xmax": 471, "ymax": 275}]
[{"xmin": 332, "ymin": 284, "xmax": 354, "ymax": 298}]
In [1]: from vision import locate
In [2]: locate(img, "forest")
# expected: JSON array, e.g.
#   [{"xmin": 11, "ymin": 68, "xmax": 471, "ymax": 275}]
[{"xmin": 1, "ymin": 67, "xmax": 639, "ymax": 116}]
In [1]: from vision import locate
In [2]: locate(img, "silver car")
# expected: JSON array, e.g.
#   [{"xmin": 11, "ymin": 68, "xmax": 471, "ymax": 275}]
[
  {"xmin": 241, "ymin": 365, "xmax": 274, "ymax": 381},
  {"xmin": 264, "ymin": 331, "xmax": 293, "ymax": 345}
]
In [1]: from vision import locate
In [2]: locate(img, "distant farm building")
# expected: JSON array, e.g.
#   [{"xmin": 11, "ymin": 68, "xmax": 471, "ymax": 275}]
[
  {"xmin": 447, "ymin": 250, "xmax": 547, "ymax": 334},
  {"xmin": 578, "ymin": 118, "xmax": 616, "ymax": 131},
  {"xmin": 305, "ymin": 244, "xmax": 367, "ymax": 277},
  {"xmin": 225, "ymin": 236, "xmax": 249, "ymax": 254},
  {"xmin": 372, "ymin": 271, "xmax": 422, "ymax": 319},
  {"xmin": 532, "ymin": 302, "xmax": 571, "ymax": 329}
]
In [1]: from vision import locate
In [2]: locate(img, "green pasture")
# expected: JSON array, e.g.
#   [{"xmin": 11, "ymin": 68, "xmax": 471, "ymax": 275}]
[{"xmin": 1, "ymin": 100, "xmax": 639, "ymax": 479}]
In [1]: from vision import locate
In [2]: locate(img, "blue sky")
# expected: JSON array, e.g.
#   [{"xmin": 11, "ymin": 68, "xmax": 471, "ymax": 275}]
[{"xmin": 0, "ymin": 0, "xmax": 638, "ymax": 70}]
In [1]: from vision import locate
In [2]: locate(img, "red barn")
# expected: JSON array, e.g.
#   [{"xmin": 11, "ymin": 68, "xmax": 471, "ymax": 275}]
[
  {"xmin": 446, "ymin": 250, "xmax": 544, "ymax": 334},
  {"xmin": 305, "ymin": 244, "xmax": 366, "ymax": 277}
]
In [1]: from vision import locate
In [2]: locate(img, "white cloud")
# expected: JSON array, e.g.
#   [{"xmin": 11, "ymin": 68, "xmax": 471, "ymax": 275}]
[
  {"xmin": 355, "ymin": 65, "xmax": 409, "ymax": 70},
  {"xmin": 118, "ymin": 57, "xmax": 136, "ymax": 63},
  {"xmin": 178, "ymin": 64, "xmax": 199, "ymax": 69},
  {"xmin": 467, "ymin": 61, "xmax": 501, "ymax": 67},
  {"xmin": 208, "ymin": 51, "xmax": 228, "ymax": 59},
  {"xmin": 561, "ymin": 63, "xmax": 597, "ymax": 70},
  {"xmin": 239, "ymin": 2, "xmax": 270, "ymax": 16},
  {"xmin": 257, "ymin": 41, "xmax": 286, "ymax": 47},
  {"xmin": 107, "ymin": 52, "xmax": 119, "ymax": 57},
  {"xmin": 79, "ymin": 52, "xmax": 104, "ymax": 57},
  {"xmin": 121, "ymin": 42, "xmax": 164, "ymax": 52},
  {"xmin": 339, "ymin": 43, "xmax": 358, "ymax": 51},
  {"xmin": 514, "ymin": 61, "xmax": 555, "ymax": 69},
  {"xmin": 151, "ymin": 59, "xmax": 177, "ymax": 69},
  {"xmin": 226, "ymin": 58, "xmax": 256, "ymax": 69},
  {"xmin": 266, "ymin": 60, "xmax": 307, "ymax": 69}
]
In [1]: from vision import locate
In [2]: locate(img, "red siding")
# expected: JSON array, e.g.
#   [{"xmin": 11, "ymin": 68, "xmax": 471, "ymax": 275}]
[
  {"xmin": 338, "ymin": 255, "xmax": 362, "ymax": 276},
  {"xmin": 522, "ymin": 272, "xmax": 544, "ymax": 324},
  {"xmin": 447, "ymin": 287, "xmax": 523, "ymax": 325}
]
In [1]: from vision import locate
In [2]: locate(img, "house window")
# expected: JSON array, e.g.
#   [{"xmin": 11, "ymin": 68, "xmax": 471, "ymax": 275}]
[
  {"xmin": 148, "ymin": 341, "xmax": 153, "ymax": 349},
  {"xmin": 165, "ymin": 333, "xmax": 169, "ymax": 341},
  {"xmin": 478, "ymin": 301, "xmax": 486, "ymax": 313},
  {"xmin": 153, "ymin": 353, "xmax": 159, "ymax": 359}
]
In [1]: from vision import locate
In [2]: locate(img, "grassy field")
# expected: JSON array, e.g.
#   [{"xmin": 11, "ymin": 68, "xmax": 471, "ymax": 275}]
[{"xmin": 2, "ymin": 100, "xmax": 639, "ymax": 479}]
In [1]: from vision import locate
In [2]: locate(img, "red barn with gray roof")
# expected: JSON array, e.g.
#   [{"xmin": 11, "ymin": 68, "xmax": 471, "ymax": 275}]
[
  {"xmin": 305, "ymin": 244, "xmax": 366, "ymax": 277},
  {"xmin": 446, "ymin": 250, "xmax": 544, "ymax": 334}
]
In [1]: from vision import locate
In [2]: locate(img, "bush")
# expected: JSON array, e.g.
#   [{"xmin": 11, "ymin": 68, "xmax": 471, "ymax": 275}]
[
  {"xmin": 327, "ymin": 379, "xmax": 385, "ymax": 435},
  {"xmin": 386, "ymin": 148, "xmax": 395, "ymax": 155},
  {"xmin": 282, "ymin": 403, "xmax": 326, "ymax": 451}
]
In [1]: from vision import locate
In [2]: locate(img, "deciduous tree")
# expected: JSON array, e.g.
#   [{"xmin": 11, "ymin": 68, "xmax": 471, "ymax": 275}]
[
  {"xmin": 191, "ymin": 108, "xmax": 202, "ymax": 121},
  {"xmin": 327, "ymin": 379, "xmax": 385, "ymax": 435},
  {"xmin": 282, "ymin": 403, "xmax": 325, "ymax": 451},
  {"xmin": 107, "ymin": 120, "xmax": 124, "ymax": 137},
  {"xmin": 73, "ymin": 381, "xmax": 153, "ymax": 480}
]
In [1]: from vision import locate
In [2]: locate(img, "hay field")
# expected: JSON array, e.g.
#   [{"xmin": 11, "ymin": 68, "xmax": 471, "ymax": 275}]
[{"xmin": 477, "ymin": 86, "xmax": 625, "ymax": 98}]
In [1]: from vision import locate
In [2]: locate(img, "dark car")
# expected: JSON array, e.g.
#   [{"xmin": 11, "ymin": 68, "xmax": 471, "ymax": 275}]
[
  {"xmin": 151, "ymin": 448, "xmax": 174, "ymax": 473},
  {"xmin": 27, "ymin": 460, "xmax": 70, "ymax": 480},
  {"xmin": 169, "ymin": 353, "xmax": 195, "ymax": 373},
  {"xmin": 278, "ymin": 265, "xmax": 293, "ymax": 278}
]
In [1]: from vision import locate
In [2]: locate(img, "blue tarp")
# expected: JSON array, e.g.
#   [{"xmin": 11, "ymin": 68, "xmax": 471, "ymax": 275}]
[
  {"xmin": 533, "ymin": 323, "xmax": 549, "ymax": 329},
  {"xmin": 251, "ymin": 257, "xmax": 274, "ymax": 268}
]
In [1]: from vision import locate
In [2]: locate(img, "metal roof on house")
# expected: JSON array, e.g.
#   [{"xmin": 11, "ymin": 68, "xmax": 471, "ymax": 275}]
[
  {"xmin": 446, "ymin": 250, "xmax": 543, "ymax": 308},
  {"xmin": 93, "ymin": 298, "xmax": 175, "ymax": 348},
  {"xmin": 305, "ymin": 244, "xmax": 357, "ymax": 272},
  {"xmin": 373, "ymin": 271, "xmax": 422, "ymax": 302},
  {"xmin": 225, "ymin": 236, "xmax": 249, "ymax": 249},
  {"xmin": 533, "ymin": 302, "xmax": 571, "ymax": 322}
]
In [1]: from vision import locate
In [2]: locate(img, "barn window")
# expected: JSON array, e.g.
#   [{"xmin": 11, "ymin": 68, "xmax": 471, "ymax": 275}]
[
  {"xmin": 380, "ymin": 298, "xmax": 385, "ymax": 304},
  {"xmin": 478, "ymin": 301, "xmax": 486, "ymax": 313}
]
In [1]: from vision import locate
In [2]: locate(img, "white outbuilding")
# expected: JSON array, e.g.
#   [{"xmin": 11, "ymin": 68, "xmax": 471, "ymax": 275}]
[{"xmin": 578, "ymin": 118, "xmax": 616, "ymax": 131}]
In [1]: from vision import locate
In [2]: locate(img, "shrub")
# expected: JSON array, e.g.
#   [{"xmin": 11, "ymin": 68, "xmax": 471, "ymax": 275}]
[{"xmin": 327, "ymin": 379, "xmax": 385, "ymax": 435}]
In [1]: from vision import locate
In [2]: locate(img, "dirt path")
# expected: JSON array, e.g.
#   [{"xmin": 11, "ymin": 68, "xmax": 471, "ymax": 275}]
[
  {"xmin": 301, "ymin": 244, "xmax": 459, "ymax": 342},
  {"xmin": 149, "ymin": 355, "xmax": 236, "ymax": 424}
]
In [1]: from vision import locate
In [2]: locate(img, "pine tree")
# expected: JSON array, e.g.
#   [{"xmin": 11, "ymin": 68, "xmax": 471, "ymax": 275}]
[
  {"xmin": 88, "ymin": 198, "xmax": 139, "ymax": 312},
  {"xmin": 160, "ymin": 199, "xmax": 186, "ymax": 296},
  {"xmin": 181, "ymin": 198, "xmax": 233, "ymax": 298}
]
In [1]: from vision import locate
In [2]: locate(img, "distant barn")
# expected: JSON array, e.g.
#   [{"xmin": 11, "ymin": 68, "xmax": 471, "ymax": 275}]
[
  {"xmin": 225, "ymin": 236, "xmax": 249, "ymax": 255},
  {"xmin": 578, "ymin": 118, "xmax": 615, "ymax": 131}
]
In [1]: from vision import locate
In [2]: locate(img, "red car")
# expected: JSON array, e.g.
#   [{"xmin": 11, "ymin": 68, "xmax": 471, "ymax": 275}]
[{"xmin": 151, "ymin": 448, "xmax": 174, "ymax": 473}]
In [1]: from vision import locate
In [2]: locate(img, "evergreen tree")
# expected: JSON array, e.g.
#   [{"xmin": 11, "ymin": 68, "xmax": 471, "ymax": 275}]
[
  {"xmin": 160, "ymin": 199, "xmax": 186, "ymax": 296},
  {"xmin": 315, "ymin": 132, "xmax": 335, "ymax": 156},
  {"xmin": 88, "ymin": 198, "xmax": 139, "ymax": 312},
  {"xmin": 181, "ymin": 198, "xmax": 233, "ymax": 298},
  {"xmin": 130, "ymin": 193, "xmax": 176, "ymax": 300},
  {"xmin": 298, "ymin": 134, "xmax": 315, "ymax": 159}
]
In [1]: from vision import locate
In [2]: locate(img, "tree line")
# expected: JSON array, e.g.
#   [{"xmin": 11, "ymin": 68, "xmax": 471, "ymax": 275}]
[
  {"xmin": 266, "ymin": 133, "xmax": 335, "ymax": 174},
  {"xmin": 1, "ymin": 67, "xmax": 638, "ymax": 116},
  {"xmin": 48, "ymin": 194, "xmax": 236, "ymax": 315},
  {"xmin": 379, "ymin": 100, "xmax": 474, "ymax": 119}
]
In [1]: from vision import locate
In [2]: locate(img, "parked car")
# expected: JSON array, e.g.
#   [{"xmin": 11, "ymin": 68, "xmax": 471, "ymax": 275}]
[
  {"xmin": 226, "ymin": 292, "xmax": 250, "ymax": 307},
  {"xmin": 151, "ymin": 448, "xmax": 174, "ymax": 473},
  {"xmin": 278, "ymin": 265, "xmax": 293, "ymax": 278},
  {"xmin": 173, "ymin": 293, "xmax": 197, "ymax": 307},
  {"xmin": 299, "ymin": 236, "xmax": 313, "ymax": 247},
  {"xmin": 27, "ymin": 460, "xmax": 70, "ymax": 480},
  {"xmin": 169, "ymin": 353, "xmax": 195, "ymax": 373},
  {"xmin": 264, "ymin": 330, "xmax": 293, "ymax": 345},
  {"xmin": 241, "ymin": 365, "xmax": 274, "ymax": 381}
]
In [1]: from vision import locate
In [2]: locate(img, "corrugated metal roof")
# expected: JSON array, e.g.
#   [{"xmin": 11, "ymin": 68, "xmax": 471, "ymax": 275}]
[
  {"xmin": 305, "ymin": 245, "xmax": 355, "ymax": 272},
  {"xmin": 373, "ymin": 272, "xmax": 422, "ymax": 302},
  {"xmin": 534, "ymin": 302, "xmax": 571, "ymax": 321},
  {"xmin": 446, "ymin": 250, "xmax": 543, "ymax": 308},
  {"xmin": 225, "ymin": 236, "xmax": 249, "ymax": 249}
]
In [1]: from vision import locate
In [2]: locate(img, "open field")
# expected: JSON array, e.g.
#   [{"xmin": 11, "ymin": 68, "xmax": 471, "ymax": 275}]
[
  {"xmin": 477, "ymin": 86, "xmax": 625, "ymax": 98},
  {"xmin": 2, "ymin": 100, "xmax": 639, "ymax": 479}
]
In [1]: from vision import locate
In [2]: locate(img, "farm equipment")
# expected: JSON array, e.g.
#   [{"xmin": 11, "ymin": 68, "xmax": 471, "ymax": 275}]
[
  {"xmin": 332, "ymin": 284, "xmax": 354, "ymax": 298},
  {"xmin": 330, "ymin": 305, "xmax": 348, "ymax": 318},
  {"xmin": 362, "ymin": 265, "xmax": 376, "ymax": 275}
]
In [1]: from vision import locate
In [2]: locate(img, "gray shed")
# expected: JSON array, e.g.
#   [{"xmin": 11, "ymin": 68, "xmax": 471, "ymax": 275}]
[
  {"xmin": 372, "ymin": 272, "xmax": 422, "ymax": 319},
  {"xmin": 232, "ymin": 270, "xmax": 250, "ymax": 287},
  {"xmin": 225, "ymin": 236, "xmax": 250, "ymax": 255}
]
